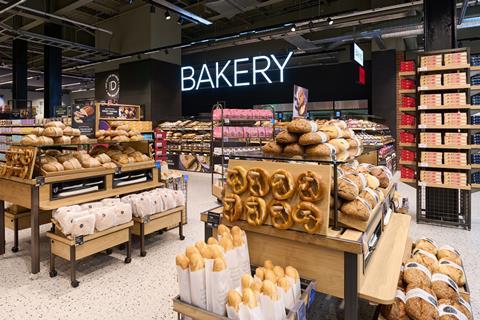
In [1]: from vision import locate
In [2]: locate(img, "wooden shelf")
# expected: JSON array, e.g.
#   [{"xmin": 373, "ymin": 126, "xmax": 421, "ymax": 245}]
[
  {"xmin": 399, "ymin": 89, "xmax": 416, "ymax": 94},
  {"xmin": 400, "ymin": 107, "xmax": 416, "ymax": 112},
  {"xmin": 399, "ymin": 143, "xmax": 416, "ymax": 148},
  {"xmin": 471, "ymin": 145, "xmax": 480, "ymax": 149},
  {"xmin": 399, "ymin": 160, "xmax": 416, "ymax": 166},
  {"xmin": 418, "ymin": 144, "xmax": 471, "ymax": 149},
  {"xmin": 418, "ymin": 182, "xmax": 471, "ymax": 190},
  {"xmin": 471, "ymin": 66, "xmax": 480, "ymax": 71},
  {"xmin": 471, "ymin": 106, "xmax": 480, "ymax": 110},
  {"xmin": 418, "ymin": 163, "xmax": 471, "ymax": 170},
  {"xmin": 398, "ymin": 126, "xmax": 416, "ymax": 130},
  {"xmin": 471, "ymin": 85, "xmax": 480, "ymax": 91},
  {"xmin": 417, "ymin": 64, "xmax": 470, "ymax": 72},
  {"xmin": 472, "ymin": 184, "xmax": 480, "ymax": 189},
  {"xmin": 418, "ymin": 105, "xmax": 472, "ymax": 110},
  {"xmin": 398, "ymin": 71, "xmax": 416, "ymax": 77},
  {"xmin": 359, "ymin": 214, "xmax": 411, "ymax": 304},
  {"xmin": 418, "ymin": 84, "xmax": 471, "ymax": 91},
  {"xmin": 471, "ymin": 164, "xmax": 480, "ymax": 169},
  {"xmin": 0, "ymin": 132, "xmax": 30, "ymax": 135},
  {"xmin": 400, "ymin": 178, "xmax": 416, "ymax": 184}
]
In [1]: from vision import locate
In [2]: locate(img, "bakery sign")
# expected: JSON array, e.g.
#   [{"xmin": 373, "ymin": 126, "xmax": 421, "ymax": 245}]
[
  {"xmin": 105, "ymin": 73, "xmax": 120, "ymax": 98},
  {"xmin": 181, "ymin": 52, "xmax": 293, "ymax": 91}
]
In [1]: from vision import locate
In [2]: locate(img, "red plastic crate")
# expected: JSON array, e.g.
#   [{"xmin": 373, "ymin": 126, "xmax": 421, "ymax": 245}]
[
  {"xmin": 401, "ymin": 96, "xmax": 416, "ymax": 108},
  {"xmin": 401, "ymin": 79, "xmax": 415, "ymax": 89},
  {"xmin": 401, "ymin": 114, "xmax": 416, "ymax": 126},
  {"xmin": 400, "ymin": 60, "xmax": 415, "ymax": 72},
  {"xmin": 400, "ymin": 132, "xmax": 415, "ymax": 143},
  {"xmin": 401, "ymin": 149, "xmax": 416, "ymax": 161}
]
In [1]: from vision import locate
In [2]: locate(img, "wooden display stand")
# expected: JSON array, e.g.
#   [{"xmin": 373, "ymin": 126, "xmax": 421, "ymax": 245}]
[
  {"xmin": 47, "ymin": 221, "xmax": 133, "ymax": 287},
  {"xmin": 132, "ymin": 206, "xmax": 185, "ymax": 257},
  {"xmin": 199, "ymin": 159, "xmax": 411, "ymax": 319},
  {"xmin": 4, "ymin": 209, "xmax": 51, "ymax": 252}
]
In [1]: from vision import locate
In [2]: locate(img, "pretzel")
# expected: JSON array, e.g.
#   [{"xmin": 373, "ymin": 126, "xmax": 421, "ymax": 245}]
[
  {"xmin": 297, "ymin": 171, "xmax": 324, "ymax": 202},
  {"xmin": 268, "ymin": 200, "xmax": 293, "ymax": 229},
  {"xmin": 270, "ymin": 169, "xmax": 296, "ymax": 200},
  {"xmin": 19, "ymin": 166, "xmax": 29, "ymax": 179},
  {"xmin": 245, "ymin": 196, "xmax": 267, "ymax": 226},
  {"xmin": 292, "ymin": 201, "xmax": 323, "ymax": 234},
  {"xmin": 222, "ymin": 194, "xmax": 243, "ymax": 222},
  {"xmin": 226, "ymin": 166, "xmax": 248, "ymax": 194},
  {"xmin": 247, "ymin": 167, "xmax": 270, "ymax": 196}
]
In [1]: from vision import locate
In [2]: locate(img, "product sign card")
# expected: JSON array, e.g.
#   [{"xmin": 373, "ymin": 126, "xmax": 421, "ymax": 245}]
[{"xmin": 72, "ymin": 104, "xmax": 96, "ymax": 137}]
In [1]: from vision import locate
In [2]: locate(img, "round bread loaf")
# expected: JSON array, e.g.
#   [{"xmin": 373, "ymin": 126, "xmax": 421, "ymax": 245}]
[{"xmin": 405, "ymin": 284, "xmax": 439, "ymax": 320}]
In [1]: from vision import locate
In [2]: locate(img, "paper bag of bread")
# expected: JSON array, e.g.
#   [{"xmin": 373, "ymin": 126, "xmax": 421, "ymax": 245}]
[
  {"xmin": 176, "ymin": 254, "xmax": 192, "ymax": 304},
  {"xmin": 219, "ymin": 233, "xmax": 238, "ymax": 289},
  {"xmin": 94, "ymin": 206, "xmax": 117, "ymax": 231},
  {"xmin": 211, "ymin": 258, "xmax": 230, "ymax": 316},
  {"xmin": 277, "ymin": 276, "xmax": 295, "ymax": 310},
  {"xmin": 232, "ymin": 226, "xmax": 251, "ymax": 279},
  {"xmin": 285, "ymin": 266, "xmax": 301, "ymax": 300},
  {"xmin": 70, "ymin": 213, "xmax": 96, "ymax": 237},
  {"xmin": 112, "ymin": 202, "xmax": 133, "ymax": 225},
  {"xmin": 53, "ymin": 205, "xmax": 81, "ymax": 221},
  {"xmin": 225, "ymin": 290, "xmax": 250, "ymax": 320},
  {"xmin": 260, "ymin": 280, "xmax": 286, "ymax": 320},
  {"xmin": 198, "ymin": 242, "xmax": 226, "ymax": 311},
  {"xmin": 189, "ymin": 253, "xmax": 207, "ymax": 309},
  {"xmin": 58, "ymin": 210, "xmax": 93, "ymax": 235}
]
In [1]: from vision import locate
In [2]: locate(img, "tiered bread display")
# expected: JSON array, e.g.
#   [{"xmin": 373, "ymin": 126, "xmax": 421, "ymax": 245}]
[
  {"xmin": 262, "ymin": 119, "xmax": 362, "ymax": 159},
  {"xmin": 20, "ymin": 121, "xmax": 90, "ymax": 146},
  {"xmin": 381, "ymin": 238, "xmax": 472, "ymax": 320}
]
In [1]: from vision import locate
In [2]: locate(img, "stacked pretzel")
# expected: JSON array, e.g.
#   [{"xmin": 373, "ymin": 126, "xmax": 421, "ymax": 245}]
[
  {"xmin": 262, "ymin": 119, "xmax": 362, "ymax": 159},
  {"xmin": 223, "ymin": 166, "xmax": 326, "ymax": 234},
  {"xmin": 0, "ymin": 147, "xmax": 34, "ymax": 179}
]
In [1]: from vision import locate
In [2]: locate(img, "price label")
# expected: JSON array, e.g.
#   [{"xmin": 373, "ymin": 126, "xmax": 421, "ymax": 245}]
[
  {"xmin": 419, "ymin": 86, "xmax": 428, "ymax": 91},
  {"xmin": 75, "ymin": 235, "xmax": 84, "ymax": 245},
  {"xmin": 419, "ymin": 143, "xmax": 427, "ymax": 148},
  {"xmin": 418, "ymin": 124, "xmax": 427, "ymax": 129},
  {"xmin": 420, "ymin": 162, "xmax": 428, "ymax": 167},
  {"xmin": 418, "ymin": 105, "xmax": 426, "ymax": 110},
  {"xmin": 224, "ymin": 119, "xmax": 230, "ymax": 124},
  {"xmin": 419, "ymin": 67, "xmax": 427, "ymax": 72},
  {"xmin": 207, "ymin": 211, "xmax": 221, "ymax": 228}
]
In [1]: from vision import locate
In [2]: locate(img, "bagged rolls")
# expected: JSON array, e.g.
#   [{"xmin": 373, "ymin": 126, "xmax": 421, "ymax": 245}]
[
  {"xmin": 211, "ymin": 258, "xmax": 230, "ymax": 316},
  {"xmin": 277, "ymin": 277, "xmax": 295, "ymax": 310},
  {"xmin": 113, "ymin": 202, "xmax": 133, "ymax": 225},
  {"xmin": 176, "ymin": 254, "xmax": 192, "ymax": 304},
  {"xmin": 94, "ymin": 207, "xmax": 117, "ymax": 231}
]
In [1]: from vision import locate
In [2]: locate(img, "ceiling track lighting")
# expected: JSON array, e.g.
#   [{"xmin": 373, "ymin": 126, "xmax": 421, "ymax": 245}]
[
  {"xmin": 327, "ymin": 17, "xmax": 333, "ymax": 25},
  {"xmin": 177, "ymin": 16, "xmax": 183, "ymax": 25},
  {"xmin": 291, "ymin": 25, "xmax": 296, "ymax": 32},
  {"xmin": 165, "ymin": 10, "xmax": 171, "ymax": 20}
]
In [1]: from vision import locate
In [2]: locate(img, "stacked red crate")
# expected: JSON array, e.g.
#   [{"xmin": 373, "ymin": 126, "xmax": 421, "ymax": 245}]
[
  {"xmin": 402, "ymin": 96, "xmax": 416, "ymax": 108},
  {"xmin": 400, "ymin": 131, "xmax": 415, "ymax": 143},
  {"xmin": 401, "ymin": 114, "xmax": 416, "ymax": 126},
  {"xmin": 400, "ymin": 60, "xmax": 415, "ymax": 71},
  {"xmin": 401, "ymin": 149, "xmax": 416, "ymax": 161},
  {"xmin": 401, "ymin": 79, "xmax": 415, "ymax": 89},
  {"xmin": 401, "ymin": 166, "xmax": 415, "ymax": 179}
]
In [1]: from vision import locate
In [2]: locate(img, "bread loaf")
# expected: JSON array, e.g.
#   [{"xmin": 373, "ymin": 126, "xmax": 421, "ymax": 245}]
[
  {"xmin": 42, "ymin": 162, "xmax": 64, "ymax": 172},
  {"xmin": 43, "ymin": 127, "xmax": 63, "ymax": 137},
  {"xmin": 287, "ymin": 119, "xmax": 318, "ymax": 133},
  {"xmin": 95, "ymin": 153, "xmax": 111, "ymax": 164},
  {"xmin": 305, "ymin": 143, "xmax": 336, "ymax": 157},
  {"xmin": 227, "ymin": 290, "xmax": 242, "ymax": 312},
  {"xmin": 283, "ymin": 143, "xmax": 304, "ymax": 156},
  {"xmin": 21, "ymin": 134, "xmax": 39, "ymax": 145},
  {"xmin": 112, "ymin": 135, "xmax": 129, "ymax": 142},
  {"xmin": 40, "ymin": 155, "xmax": 57, "ymax": 164},
  {"xmin": 81, "ymin": 157, "xmax": 101, "ymax": 168},
  {"xmin": 63, "ymin": 158, "xmax": 82, "ymax": 170},
  {"xmin": 130, "ymin": 135, "xmax": 144, "ymax": 141},
  {"xmin": 31, "ymin": 127, "xmax": 44, "ymax": 136},
  {"xmin": 175, "ymin": 254, "xmax": 189, "ymax": 270},
  {"xmin": 45, "ymin": 121, "xmax": 66, "ymax": 129},
  {"xmin": 53, "ymin": 136, "xmax": 71, "ymax": 144},
  {"xmin": 71, "ymin": 135, "xmax": 89, "ymax": 144},
  {"xmin": 102, "ymin": 162, "xmax": 117, "ymax": 169},
  {"xmin": 37, "ymin": 136, "xmax": 54, "ymax": 145},
  {"xmin": 262, "ymin": 141, "xmax": 283, "ymax": 154},
  {"xmin": 63, "ymin": 127, "xmax": 74, "ymax": 136},
  {"xmin": 299, "ymin": 131, "xmax": 329, "ymax": 145},
  {"xmin": 276, "ymin": 131, "xmax": 298, "ymax": 144},
  {"xmin": 57, "ymin": 153, "xmax": 74, "ymax": 163}
]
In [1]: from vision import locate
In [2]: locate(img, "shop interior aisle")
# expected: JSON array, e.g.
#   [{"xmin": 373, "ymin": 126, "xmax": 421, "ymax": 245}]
[{"xmin": 0, "ymin": 172, "xmax": 478, "ymax": 319}]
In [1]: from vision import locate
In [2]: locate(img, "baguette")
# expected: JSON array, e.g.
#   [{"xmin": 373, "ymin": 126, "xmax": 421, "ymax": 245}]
[{"xmin": 176, "ymin": 254, "xmax": 189, "ymax": 270}]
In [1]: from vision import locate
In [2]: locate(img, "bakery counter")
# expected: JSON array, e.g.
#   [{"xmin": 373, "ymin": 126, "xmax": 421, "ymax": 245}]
[
  {"xmin": 0, "ymin": 167, "xmax": 161, "ymax": 275},
  {"xmin": 200, "ymin": 208, "xmax": 410, "ymax": 320}
]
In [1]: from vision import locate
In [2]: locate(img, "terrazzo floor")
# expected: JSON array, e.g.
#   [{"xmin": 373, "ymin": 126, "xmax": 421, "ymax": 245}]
[{"xmin": 0, "ymin": 172, "xmax": 478, "ymax": 319}]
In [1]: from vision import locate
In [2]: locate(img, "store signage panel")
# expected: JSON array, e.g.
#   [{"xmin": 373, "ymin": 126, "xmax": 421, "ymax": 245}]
[
  {"xmin": 353, "ymin": 43, "xmax": 364, "ymax": 66},
  {"xmin": 181, "ymin": 52, "xmax": 293, "ymax": 91},
  {"xmin": 105, "ymin": 73, "xmax": 120, "ymax": 98},
  {"xmin": 99, "ymin": 104, "xmax": 140, "ymax": 120},
  {"xmin": 72, "ymin": 104, "xmax": 96, "ymax": 137},
  {"xmin": 293, "ymin": 85, "xmax": 308, "ymax": 117}
]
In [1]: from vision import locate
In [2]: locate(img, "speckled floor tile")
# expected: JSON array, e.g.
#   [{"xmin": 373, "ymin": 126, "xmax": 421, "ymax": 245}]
[{"xmin": 0, "ymin": 172, "xmax": 477, "ymax": 319}]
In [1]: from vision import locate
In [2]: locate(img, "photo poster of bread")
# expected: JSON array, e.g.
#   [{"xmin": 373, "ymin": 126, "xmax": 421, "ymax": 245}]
[
  {"xmin": 99, "ymin": 104, "xmax": 140, "ymax": 120},
  {"xmin": 293, "ymin": 85, "xmax": 308, "ymax": 118},
  {"xmin": 72, "ymin": 104, "xmax": 96, "ymax": 137}
]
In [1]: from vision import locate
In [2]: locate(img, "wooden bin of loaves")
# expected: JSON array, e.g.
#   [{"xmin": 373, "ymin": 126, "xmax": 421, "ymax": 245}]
[
  {"xmin": 132, "ymin": 205, "xmax": 185, "ymax": 257},
  {"xmin": 47, "ymin": 221, "xmax": 133, "ymax": 287},
  {"xmin": 203, "ymin": 159, "xmax": 411, "ymax": 306}
]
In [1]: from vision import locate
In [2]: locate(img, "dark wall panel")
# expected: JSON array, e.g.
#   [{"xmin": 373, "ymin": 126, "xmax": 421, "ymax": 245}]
[
  {"xmin": 424, "ymin": 0, "xmax": 456, "ymax": 50},
  {"xmin": 182, "ymin": 62, "xmax": 371, "ymax": 116},
  {"xmin": 372, "ymin": 50, "xmax": 396, "ymax": 139}
]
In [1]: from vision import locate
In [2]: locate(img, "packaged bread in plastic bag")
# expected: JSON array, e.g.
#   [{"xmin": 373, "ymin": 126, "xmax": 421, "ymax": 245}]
[
  {"xmin": 59, "ymin": 210, "xmax": 91, "ymax": 235},
  {"xmin": 53, "ymin": 205, "xmax": 81, "ymax": 221},
  {"xmin": 80, "ymin": 201, "xmax": 103, "ymax": 211},
  {"xmin": 101, "ymin": 198, "xmax": 121, "ymax": 206}
]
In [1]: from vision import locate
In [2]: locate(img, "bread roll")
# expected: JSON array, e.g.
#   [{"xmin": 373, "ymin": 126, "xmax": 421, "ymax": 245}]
[
  {"xmin": 55, "ymin": 136, "xmax": 72, "ymax": 145},
  {"xmin": 415, "ymin": 238, "xmax": 439, "ymax": 256},
  {"xmin": 241, "ymin": 274, "xmax": 254, "ymax": 289},
  {"xmin": 438, "ymin": 259, "xmax": 465, "ymax": 287},
  {"xmin": 81, "ymin": 157, "xmax": 101, "ymax": 168},
  {"xmin": 341, "ymin": 197, "xmax": 372, "ymax": 221},
  {"xmin": 195, "ymin": 240, "xmax": 207, "ymax": 254},
  {"xmin": 275, "ymin": 131, "xmax": 298, "ymax": 144},
  {"xmin": 250, "ymin": 281, "xmax": 263, "ymax": 295},
  {"xmin": 227, "ymin": 290, "xmax": 242, "ymax": 312},
  {"xmin": 319, "ymin": 124, "xmax": 342, "ymax": 139},
  {"xmin": 130, "ymin": 135, "xmax": 144, "ymax": 141},
  {"xmin": 273, "ymin": 266, "xmax": 285, "ymax": 278},
  {"xmin": 231, "ymin": 226, "xmax": 242, "ymax": 236},
  {"xmin": 283, "ymin": 143, "xmax": 304, "ymax": 156},
  {"xmin": 305, "ymin": 143, "xmax": 336, "ymax": 157},
  {"xmin": 264, "ymin": 260, "xmax": 274, "ymax": 270},
  {"xmin": 329, "ymin": 138, "xmax": 349, "ymax": 153},
  {"xmin": 232, "ymin": 233, "xmax": 244, "ymax": 248},
  {"xmin": 213, "ymin": 257, "xmax": 226, "ymax": 272},
  {"xmin": 255, "ymin": 267, "xmax": 266, "ymax": 280},
  {"xmin": 21, "ymin": 134, "xmax": 39, "ymax": 145},
  {"xmin": 45, "ymin": 121, "xmax": 66, "ymax": 129},
  {"xmin": 71, "ymin": 135, "xmax": 89, "ymax": 144},
  {"xmin": 380, "ymin": 289, "xmax": 408, "ymax": 320},
  {"xmin": 438, "ymin": 298, "xmax": 472, "ymax": 320},
  {"xmin": 412, "ymin": 248, "xmax": 439, "ymax": 273},
  {"xmin": 242, "ymin": 288, "xmax": 257, "ymax": 308},
  {"xmin": 365, "ymin": 174, "xmax": 380, "ymax": 189},
  {"xmin": 403, "ymin": 260, "xmax": 432, "ymax": 287},
  {"xmin": 102, "ymin": 162, "xmax": 117, "ymax": 169},
  {"xmin": 43, "ymin": 127, "xmax": 63, "ymax": 137},
  {"xmin": 63, "ymin": 158, "xmax": 82, "ymax": 170},
  {"xmin": 96, "ymin": 130, "xmax": 106, "ymax": 138},
  {"xmin": 437, "ymin": 245, "xmax": 461, "ymax": 265},
  {"xmin": 432, "ymin": 273, "xmax": 459, "ymax": 300},
  {"xmin": 264, "ymin": 269, "xmax": 277, "ymax": 283},
  {"xmin": 185, "ymin": 245, "xmax": 200, "ymax": 260},
  {"xmin": 298, "ymin": 131, "xmax": 329, "ymax": 145},
  {"xmin": 262, "ymin": 141, "xmax": 283, "ymax": 154},
  {"xmin": 287, "ymin": 119, "xmax": 318, "ymax": 133},
  {"xmin": 262, "ymin": 280, "xmax": 279, "ymax": 301},
  {"xmin": 338, "ymin": 176, "xmax": 359, "ymax": 201},
  {"xmin": 189, "ymin": 253, "xmax": 205, "ymax": 271},
  {"xmin": 218, "ymin": 224, "xmax": 230, "ymax": 236},
  {"xmin": 207, "ymin": 237, "xmax": 218, "ymax": 245},
  {"xmin": 285, "ymin": 266, "xmax": 299, "ymax": 281},
  {"xmin": 405, "ymin": 285, "xmax": 439, "ymax": 320},
  {"xmin": 219, "ymin": 236, "xmax": 233, "ymax": 252},
  {"xmin": 176, "ymin": 254, "xmax": 189, "ymax": 269},
  {"xmin": 277, "ymin": 277, "xmax": 291, "ymax": 293}
]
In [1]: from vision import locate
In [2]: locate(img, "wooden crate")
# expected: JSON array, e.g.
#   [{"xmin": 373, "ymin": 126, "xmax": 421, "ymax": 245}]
[{"xmin": 4, "ymin": 210, "xmax": 51, "ymax": 230}]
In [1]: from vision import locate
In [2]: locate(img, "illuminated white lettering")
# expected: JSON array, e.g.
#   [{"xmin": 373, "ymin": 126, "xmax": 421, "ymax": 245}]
[
  {"xmin": 252, "ymin": 56, "xmax": 272, "ymax": 85},
  {"xmin": 181, "ymin": 66, "xmax": 195, "ymax": 91},
  {"xmin": 215, "ymin": 61, "xmax": 232, "ymax": 88},
  {"xmin": 234, "ymin": 57, "xmax": 250, "ymax": 87},
  {"xmin": 196, "ymin": 64, "xmax": 215, "ymax": 90},
  {"xmin": 270, "ymin": 51, "xmax": 293, "ymax": 82}
]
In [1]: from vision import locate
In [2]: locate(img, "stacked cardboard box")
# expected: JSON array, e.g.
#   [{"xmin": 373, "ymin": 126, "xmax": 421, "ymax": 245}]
[
  {"xmin": 444, "ymin": 152, "xmax": 468, "ymax": 166},
  {"xmin": 471, "ymin": 112, "xmax": 480, "ymax": 125},
  {"xmin": 421, "ymin": 151, "xmax": 443, "ymax": 164},
  {"xmin": 444, "ymin": 92, "xmax": 466, "ymax": 106},
  {"xmin": 420, "ymin": 74, "xmax": 442, "ymax": 87},
  {"xmin": 472, "ymin": 153, "xmax": 480, "ymax": 164},
  {"xmin": 443, "ymin": 72, "xmax": 467, "ymax": 86},
  {"xmin": 443, "ymin": 172, "xmax": 467, "ymax": 186},
  {"xmin": 401, "ymin": 114, "xmax": 416, "ymax": 126},
  {"xmin": 420, "ymin": 170, "xmax": 443, "ymax": 184},
  {"xmin": 420, "ymin": 113, "xmax": 442, "ymax": 126},
  {"xmin": 421, "ymin": 54, "xmax": 442, "ymax": 68},
  {"xmin": 444, "ymin": 132, "xmax": 468, "ymax": 145},
  {"xmin": 444, "ymin": 52, "xmax": 468, "ymax": 66},
  {"xmin": 401, "ymin": 166, "xmax": 415, "ymax": 179},
  {"xmin": 400, "ymin": 60, "xmax": 415, "ymax": 71},
  {"xmin": 420, "ymin": 94, "xmax": 442, "ymax": 106},
  {"xmin": 420, "ymin": 132, "xmax": 442, "ymax": 145},
  {"xmin": 444, "ymin": 112, "xmax": 467, "ymax": 126}
]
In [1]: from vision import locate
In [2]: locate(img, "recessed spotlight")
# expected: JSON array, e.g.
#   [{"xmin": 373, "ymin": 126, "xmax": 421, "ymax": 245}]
[
  {"xmin": 165, "ymin": 10, "xmax": 171, "ymax": 20},
  {"xmin": 291, "ymin": 26, "xmax": 296, "ymax": 32},
  {"xmin": 177, "ymin": 16, "xmax": 183, "ymax": 25},
  {"xmin": 327, "ymin": 17, "xmax": 333, "ymax": 25}
]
